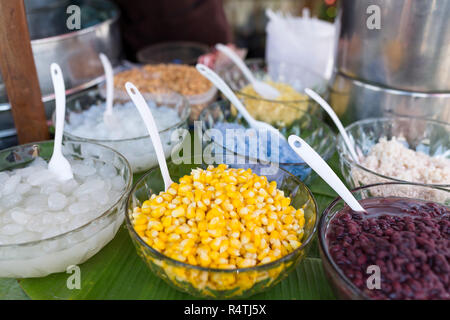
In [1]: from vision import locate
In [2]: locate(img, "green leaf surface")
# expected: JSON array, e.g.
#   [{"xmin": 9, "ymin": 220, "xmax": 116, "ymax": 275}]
[
  {"xmin": 19, "ymin": 226, "xmax": 334, "ymax": 300},
  {"xmin": 3, "ymin": 154, "xmax": 341, "ymax": 300},
  {"xmin": 0, "ymin": 278, "xmax": 29, "ymax": 300}
]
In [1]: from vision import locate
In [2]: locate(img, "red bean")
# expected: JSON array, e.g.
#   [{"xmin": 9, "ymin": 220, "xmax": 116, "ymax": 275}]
[{"xmin": 327, "ymin": 197, "xmax": 449, "ymax": 300}]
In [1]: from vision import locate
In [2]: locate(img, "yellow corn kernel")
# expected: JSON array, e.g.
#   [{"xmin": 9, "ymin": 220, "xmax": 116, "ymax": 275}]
[
  {"xmin": 153, "ymin": 238, "xmax": 166, "ymax": 251},
  {"xmin": 187, "ymin": 255, "xmax": 197, "ymax": 265},
  {"xmin": 162, "ymin": 216, "xmax": 172, "ymax": 228},
  {"xmin": 171, "ymin": 206, "xmax": 185, "ymax": 218},
  {"xmin": 195, "ymin": 209, "xmax": 205, "ymax": 221},
  {"xmin": 282, "ymin": 214, "xmax": 294, "ymax": 225},
  {"xmin": 158, "ymin": 232, "xmax": 168, "ymax": 242}
]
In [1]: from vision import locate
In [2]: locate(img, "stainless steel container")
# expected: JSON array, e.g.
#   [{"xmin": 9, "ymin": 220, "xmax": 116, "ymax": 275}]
[
  {"xmin": 329, "ymin": 72, "xmax": 450, "ymax": 126},
  {"xmin": 336, "ymin": 0, "xmax": 450, "ymax": 92},
  {"xmin": 0, "ymin": 0, "xmax": 121, "ymax": 103},
  {"xmin": 0, "ymin": 0, "xmax": 122, "ymax": 149}
]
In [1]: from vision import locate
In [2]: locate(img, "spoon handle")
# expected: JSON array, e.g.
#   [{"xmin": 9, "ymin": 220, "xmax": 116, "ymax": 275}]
[
  {"xmin": 99, "ymin": 53, "xmax": 114, "ymax": 115},
  {"xmin": 288, "ymin": 135, "xmax": 365, "ymax": 212},
  {"xmin": 125, "ymin": 82, "xmax": 173, "ymax": 190},
  {"xmin": 215, "ymin": 44, "xmax": 255, "ymax": 83},
  {"xmin": 50, "ymin": 63, "xmax": 65, "ymax": 156},
  {"xmin": 305, "ymin": 88, "xmax": 360, "ymax": 163},
  {"xmin": 196, "ymin": 64, "xmax": 255, "ymax": 126}
]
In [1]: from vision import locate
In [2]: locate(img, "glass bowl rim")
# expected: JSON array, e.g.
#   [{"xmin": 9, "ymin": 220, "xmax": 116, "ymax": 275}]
[
  {"xmin": 318, "ymin": 181, "xmax": 450, "ymax": 300},
  {"xmin": 337, "ymin": 116, "xmax": 450, "ymax": 188},
  {"xmin": 0, "ymin": 140, "xmax": 133, "ymax": 248},
  {"xmin": 61, "ymin": 88, "xmax": 191, "ymax": 143},
  {"xmin": 125, "ymin": 162, "xmax": 319, "ymax": 273},
  {"xmin": 230, "ymin": 58, "xmax": 328, "ymax": 103},
  {"xmin": 200, "ymin": 100, "xmax": 336, "ymax": 166}
]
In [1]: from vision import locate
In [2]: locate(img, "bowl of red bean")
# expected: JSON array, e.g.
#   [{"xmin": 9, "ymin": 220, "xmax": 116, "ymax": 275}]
[{"xmin": 318, "ymin": 182, "xmax": 449, "ymax": 300}]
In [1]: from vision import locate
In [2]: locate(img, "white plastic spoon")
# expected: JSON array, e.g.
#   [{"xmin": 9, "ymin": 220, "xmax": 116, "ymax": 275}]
[
  {"xmin": 48, "ymin": 63, "xmax": 74, "ymax": 181},
  {"xmin": 99, "ymin": 53, "xmax": 119, "ymax": 128},
  {"xmin": 196, "ymin": 63, "xmax": 286, "ymax": 141},
  {"xmin": 125, "ymin": 82, "xmax": 174, "ymax": 191},
  {"xmin": 215, "ymin": 43, "xmax": 280, "ymax": 100},
  {"xmin": 305, "ymin": 88, "xmax": 360, "ymax": 162},
  {"xmin": 288, "ymin": 135, "xmax": 365, "ymax": 212}
]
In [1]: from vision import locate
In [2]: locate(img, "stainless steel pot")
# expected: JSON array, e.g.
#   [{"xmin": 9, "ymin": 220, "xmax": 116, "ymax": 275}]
[
  {"xmin": 0, "ymin": 0, "xmax": 121, "ymax": 103},
  {"xmin": 336, "ymin": 0, "xmax": 450, "ymax": 92},
  {"xmin": 0, "ymin": 0, "xmax": 122, "ymax": 149},
  {"xmin": 329, "ymin": 72, "xmax": 450, "ymax": 126}
]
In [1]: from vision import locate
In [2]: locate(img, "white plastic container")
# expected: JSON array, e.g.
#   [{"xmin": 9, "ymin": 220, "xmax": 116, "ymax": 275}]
[{"xmin": 265, "ymin": 9, "xmax": 336, "ymax": 83}]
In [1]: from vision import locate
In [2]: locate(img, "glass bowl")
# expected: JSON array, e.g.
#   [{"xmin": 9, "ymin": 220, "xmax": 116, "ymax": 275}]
[
  {"xmin": 62, "ymin": 88, "xmax": 190, "ymax": 173},
  {"xmin": 199, "ymin": 100, "xmax": 336, "ymax": 184},
  {"xmin": 125, "ymin": 162, "xmax": 319, "ymax": 298},
  {"xmin": 104, "ymin": 64, "xmax": 217, "ymax": 123},
  {"xmin": 337, "ymin": 116, "xmax": 450, "ymax": 197},
  {"xmin": 0, "ymin": 140, "xmax": 132, "ymax": 278},
  {"xmin": 219, "ymin": 58, "xmax": 328, "ymax": 125},
  {"xmin": 318, "ymin": 182, "xmax": 449, "ymax": 300}
]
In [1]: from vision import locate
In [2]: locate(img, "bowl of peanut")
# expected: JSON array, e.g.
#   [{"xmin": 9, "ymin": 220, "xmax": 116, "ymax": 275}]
[{"xmin": 125, "ymin": 162, "xmax": 318, "ymax": 298}]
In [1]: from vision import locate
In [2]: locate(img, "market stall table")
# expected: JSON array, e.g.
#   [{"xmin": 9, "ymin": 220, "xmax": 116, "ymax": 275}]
[{"xmin": 0, "ymin": 152, "xmax": 342, "ymax": 300}]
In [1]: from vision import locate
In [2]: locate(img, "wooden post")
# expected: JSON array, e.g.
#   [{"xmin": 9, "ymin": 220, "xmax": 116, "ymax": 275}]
[{"xmin": 0, "ymin": 0, "xmax": 49, "ymax": 144}]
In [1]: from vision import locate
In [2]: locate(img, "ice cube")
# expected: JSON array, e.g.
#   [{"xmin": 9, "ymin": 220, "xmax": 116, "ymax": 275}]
[
  {"xmin": 11, "ymin": 210, "xmax": 29, "ymax": 225},
  {"xmin": 52, "ymin": 212, "xmax": 71, "ymax": 224},
  {"xmin": 68, "ymin": 202, "xmax": 90, "ymax": 215},
  {"xmin": 2, "ymin": 174, "xmax": 21, "ymax": 195},
  {"xmin": 111, "ymin": 176, "xmax": 125, "ymax": 191},
  {"xmin": 1, "ymin": 224, "xmax": 24, "ymax": 235},
  {"xmin": 24, "ymin": 194, "xmax": 48, "ymax": 214},
  {"xmin": 72, "ymin": 163, "xmax": 96, "ymax": 177},
  {"xmin": 0, "ymin": 211, "xmax": 13, "ymax": 225},
  {"xmin": 26, "ymin": 216, "xmax": 46, "ymax": 233},
  {"xmin": 15, "ymin": 166, "xmax": 35, "ymax": 178},
  {"xmin": 76, "ymin": 194, "xmax": 90, "ymax": 203},
  {"xmin": 29, "ymin": 157, "xmax": 48, "ymax": 168},
  {"xmin": 98, "ymin": 163, "xmax": 117, "ymax": 178},
  {"xmin": 48, "ymin": 192, "xmax": 68, "ymax": 211},
  {"xmin": 1, "ymin": 193, "xmax": 22, "ymax": 209},
  {"xmin": 27, "ymin": 169, "xmax": 56, "ymax": 186},
  {"xmin": 94, "ymin": 192, "xmax": 110, "ymax": 206},
  {"xmin": 74, "ymin": 178, "xmax": 105, "ymax": 196},
  {"xmin": 0, "ymin": 171, "xmax": 9, "ymax": 184},
  {"xmin": 42, "ymin": 213, "xmax": 57, "ymax": 225},
  {"xmin": 61, "ymin": 179, "xmax": 79, "ymax": 195},
  {"xmin": 16, "ymin": 183, "xmax": 32, "ymax": 195},
  {"xmin": 40, "ymin": 181, "xmax": 60, "ymax": 195}
]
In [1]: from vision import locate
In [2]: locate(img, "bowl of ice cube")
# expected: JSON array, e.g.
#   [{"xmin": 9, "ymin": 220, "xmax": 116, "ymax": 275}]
[
  {"xmin": 62, "ymin": 88, "xmax": 190, "ymax": 173},
  {"xmin": 0, "ymin": 140, "xmax": 132, "ymax": 278}
]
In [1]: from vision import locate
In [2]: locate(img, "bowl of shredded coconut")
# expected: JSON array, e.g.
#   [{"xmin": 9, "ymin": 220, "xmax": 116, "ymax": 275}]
[{"xmin": 337, "ymin": 117, "xmax": 450, "ymax": 200}]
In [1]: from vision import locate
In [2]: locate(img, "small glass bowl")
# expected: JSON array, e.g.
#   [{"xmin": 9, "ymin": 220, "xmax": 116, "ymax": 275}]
[
  {"xmin": 0, "ymin": 140, "xmax": 133, "ymax": 278},
  {"xmin": 199, "ymin": 100, "xmax": 336, "ymax": 184},
  {"xmin": 103, "ymin": 64, "xmax": 217, "ymax": 123},
  {"xmin": 318, "ymin": 182, "xmax": 450, "ymax": 300},
  {"xmin": 219, "ymin": 58, "xmax": 328, "ymax": 125},
  {"xmin": 337, "ymin": 116, "xmax": 450, "ymax": 198},
  {"xmin": 62, "ymin": 88, "xmax": 190, "ymax": 173},
  {"xmin": 125, "ymin": 162, "xmax": 319, "ymax": 298}
]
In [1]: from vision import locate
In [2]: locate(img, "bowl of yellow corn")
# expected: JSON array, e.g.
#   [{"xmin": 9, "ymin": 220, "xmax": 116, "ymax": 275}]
[
  {"xmin": 125, "ymin": 162, "xmax": 318, "ymax": 298},
  {"xmin": 219, "ymin": 59, "xmax": 327, "ymax": 127}
]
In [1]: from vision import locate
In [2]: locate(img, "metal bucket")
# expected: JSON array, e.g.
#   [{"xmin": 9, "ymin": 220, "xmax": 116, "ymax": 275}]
[
  {"xmin": 0, "ymin": 0, "xmax": 122, "ymax": 149},
  {"xmin": 336, "ymin": 0, "xmax": 450, "ymax": 92},
  {"xmin": 329, "ymin": 72, "xmax": 450, "ymax": 125}
]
